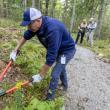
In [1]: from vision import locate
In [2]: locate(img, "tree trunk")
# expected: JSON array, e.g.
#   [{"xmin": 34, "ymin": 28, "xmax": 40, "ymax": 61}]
[
  {"xmin": 50, "ymin": 0, "xmax": 56, "ymax": 17},
  {"xmin": 95, "ymin": 0, "xmax": 108, "ymax": 38},
  {"xmin": 70, "ymin": 0, "xmax": 76, "ymax": 33},
  {"xmin": 62, "ymin": 0, "xmax": 68, "ymax": 24},
  {"xmin": 45, "ymin": 0, "xmax": 49, "ymax": 15},
  {"xmin": 20, "ymin": 0, "xmax": 23, "ymax": 6},
  {"xmin": 32, "ymin": 0, "xmax": 35, "ymax": 8},
  {"xmin": 3, "ymin": 1, "xmax": 8, "ymax": 18},
  {"xmin": 0, "ymin": 0, "xmax": 3, "ymax": 17},
  {"xmin": 38, "ymin": 0, "xmax": 41, "ymax": 9},
  {"xmin": 24, "ymin": 0, "xmax": 27, "ymax": 10}
]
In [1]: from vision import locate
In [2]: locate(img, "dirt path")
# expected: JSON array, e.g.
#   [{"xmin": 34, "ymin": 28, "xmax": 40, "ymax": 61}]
[{"xmin": 65, "ymin": 46, "xmax": 110, "ymax": 110}]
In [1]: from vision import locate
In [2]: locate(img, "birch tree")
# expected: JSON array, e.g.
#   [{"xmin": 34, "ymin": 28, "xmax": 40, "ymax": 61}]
[
  {"xmin": 32, "ymin": 0, "xmax": 35, "ymax": 7},
  {"xmin": 45, "ymin": 0, "xmax": 49, "ymax": 15},
  {"xmin": 70, "ymin": 0, "xmax": 76, "ymax": 32},
  {"xmin": 50, "ymin": 0, "xmax": 56, "ymax": 17},
  {"xmin": 95, "ymin": 0, "xmax": 108, "ymax": 38}
]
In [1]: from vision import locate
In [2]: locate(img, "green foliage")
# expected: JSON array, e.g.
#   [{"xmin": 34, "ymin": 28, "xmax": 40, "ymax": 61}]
[
  {"xmin": 72, "ymin": 32, "xmax": 110, "ymax": 59},
  {"xmin": 0, "ymin": 40, "xmax": 19, "ymax": 61},
  {"xmin": 8, "ymin": 7, "xmax": 24, "ymax": 21},
  {"xmin": 0, "ymin": 82, "xmax": 9, "ymax": 90},
  {"xmin": 12, "ymin": 90, "xmax": 24, "ymax": 110},
  {"xmin": 24, "ymin": 97, "xmax": 64, "ymax": 110},
  {"xmin": 0, "ymin": 19, "xmax": 18, "ymax": 28},
  {"xmin": 4, "ymin": 90, "xmax": 24, "ymax": 110},
  {"xmin": 0, "ymin": 18, "xmax": 65, "ymax": 110},
  {"xmin": 4, "ymin": 91, "xmax": 64, "ymax": 110},
  {"xmin": 15, "ymin": 42, "xmax": 46, "ymax": 75},
  {"xmin": 100, "ymin": 5, "xmax": 110, "ymax": 39},
  {"xmin": 91, "ymin": 39, "xmax": 110, "ymax": 59}
]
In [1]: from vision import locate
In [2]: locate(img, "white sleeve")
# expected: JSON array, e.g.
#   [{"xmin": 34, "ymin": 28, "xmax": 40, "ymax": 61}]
[{"xmin": 94, "ymin": 23, "xmax": 97, "ymax": 29}]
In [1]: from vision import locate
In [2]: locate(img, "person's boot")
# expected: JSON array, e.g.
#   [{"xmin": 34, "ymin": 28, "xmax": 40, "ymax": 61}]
[{"xmin": 58, "ymin": 83, "xmax": 68, "ymax": 92}]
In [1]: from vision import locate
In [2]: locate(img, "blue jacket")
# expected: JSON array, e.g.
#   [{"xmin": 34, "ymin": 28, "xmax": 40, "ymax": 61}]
[{"xmin": 23, "ymin": 16, "xmax": 75, "ymax": 66}]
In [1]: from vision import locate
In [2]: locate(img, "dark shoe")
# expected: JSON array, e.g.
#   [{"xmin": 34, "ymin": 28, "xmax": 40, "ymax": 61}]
[
  {"xmin": 63, "ymin": 86, "xmax": 68, "ymax": 92},
  {"xmin": 58, "ymin": 84, "xmax": 68, "ymax": 92},
  {"xmin": 44, "ymin": 97, "xmax": 53, "ymax": 101}
]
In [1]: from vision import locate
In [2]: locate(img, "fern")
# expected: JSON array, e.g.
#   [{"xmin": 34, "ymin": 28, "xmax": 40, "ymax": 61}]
[{"xmin": 24, "ymin": 97, "xmax": 64, "ymax": 110}]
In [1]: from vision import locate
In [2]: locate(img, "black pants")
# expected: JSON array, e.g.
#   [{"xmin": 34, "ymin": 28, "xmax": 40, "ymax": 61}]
[{"xmin": 75, "ymin": 31, "xmax": 85, "ymax": 44}]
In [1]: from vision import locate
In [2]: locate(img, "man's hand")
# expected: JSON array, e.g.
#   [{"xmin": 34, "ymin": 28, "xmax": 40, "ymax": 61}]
[
  {"xmin": 31, "ymin": 74, "xmax": 43, "ymax": 83},
  {"xmin": 10, "ymin": 37, "xmax": 27, "ymax": 61},
  {"xmin": 38, "ymin": 64, "xmax": 50, "ymax": 77},
  {"xmin": 10, "ymin": 51, "xmax": 17, "ymax": 61}
]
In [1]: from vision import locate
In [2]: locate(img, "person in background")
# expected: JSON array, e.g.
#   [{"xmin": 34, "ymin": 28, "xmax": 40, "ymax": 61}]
[
  {"xmin": 86, "ymin": 18, "xmax": 97, "ymax": 47},
  {"xmin": 10, "ymin": 8, "xmax": 76, "ymax": 100},
  {"xmin": 75, "ymin": 19, "xmax": 87, "ymax": 44}
]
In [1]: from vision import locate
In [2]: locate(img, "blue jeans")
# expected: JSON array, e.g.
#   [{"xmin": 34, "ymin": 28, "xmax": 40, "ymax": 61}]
[{"xmin": 47, "ymin": 49, "xmax": 76, "ymax": 100}]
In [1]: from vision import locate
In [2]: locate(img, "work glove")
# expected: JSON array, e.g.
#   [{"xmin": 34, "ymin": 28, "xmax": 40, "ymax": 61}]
[
  {"xmin": 10, "ymin": 51, "xmax": 17, "ymax": 61},
  {"xmin": 31, "ymin": 74, "xmax": 43, "ymax": 83},
  {"xmin": 10, "ymin": 50, "xmax": 20, "ymax": 61}
]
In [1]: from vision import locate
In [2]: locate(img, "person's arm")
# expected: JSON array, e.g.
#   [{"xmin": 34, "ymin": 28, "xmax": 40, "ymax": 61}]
[
  {"xmin": 78, "ymin": 26, "xmax": 80, "ymax": 30},
  {"xmin": 78, "ymin": 23, "xmax": 81, "ymax": 30},
  {"xmin": 14, "ymin": 30, "xmax": 36, "ymax": 51},
  {"xmin": 93, "ymin": 22, "xmax": 97, "ymax": 29},
  {"xmin": 38, "ymin": 64, "xmax": 50, "ymax": 77},
  {"xmin": 14, "ymin": 37, "xmax": 26, "ymax": 52},
  {"xmin": 10, "ymin": 30, "xmax": 36, "ymax": 61},
  {"xmin": 89, "ymin": 23, "xmax": 97, "ymax": 30},
  {"xmin": 78, "ymin": 23, "xmax": 83, "ymax": 31},
  {"xmin": 38, "ymin": 30, "xmax": 62, "ymax": 77}
]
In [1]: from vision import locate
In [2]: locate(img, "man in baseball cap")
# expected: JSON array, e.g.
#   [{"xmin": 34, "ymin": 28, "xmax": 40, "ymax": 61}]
[
  {"xmin": 20, "ymin": 8, "xmax": 42, "ymax": 26},
  {"xmin": 10, "ymin": 8, "xmax": 76, "ymax": 100}
]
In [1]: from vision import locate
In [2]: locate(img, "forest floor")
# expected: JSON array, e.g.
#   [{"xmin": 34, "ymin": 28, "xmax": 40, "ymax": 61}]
[{"xmin": 64, "ymin": 46, "xmax": 110, "ymax": 110}]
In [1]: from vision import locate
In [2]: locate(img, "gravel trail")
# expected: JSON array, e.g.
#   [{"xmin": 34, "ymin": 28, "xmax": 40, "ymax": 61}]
[{"xmin": 65, "ymin": 46, "xmax": 110, "ymax": 110}]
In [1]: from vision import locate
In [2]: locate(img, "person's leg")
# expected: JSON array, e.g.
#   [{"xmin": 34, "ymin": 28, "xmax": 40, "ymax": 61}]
[
  {"xmin": 60, "ymin": 68, "xmax": 68, "ymax": 90},
  {"xmin": 89, "ymin": 31, "xmax": 94, "ymax": 47},
  {"xmin": 60, "ymin": 49, "xmax": 76, "ymax": 91},
  {"xmin": 47, "ymin": 49, "xmax": 76, "ymax": 100},
  {"xmin": 86, "ymin": 32, "xmax": 89, "ymax": 45},
  {"xmin": 47, "ymin": 59, "xmax": 66, "ymax": 100},
  {"xmin": 80, "ymin": 32, "xmax": 85, "ymax": 44},
  {"xmin": 75, "ymin": 31, "xmax": 81, "ymax": 44}
]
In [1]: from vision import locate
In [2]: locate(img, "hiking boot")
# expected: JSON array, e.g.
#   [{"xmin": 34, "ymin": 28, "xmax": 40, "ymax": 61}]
[{"xmin": 58, "ymin": 83, "xmax": 68, "ymax": 92}]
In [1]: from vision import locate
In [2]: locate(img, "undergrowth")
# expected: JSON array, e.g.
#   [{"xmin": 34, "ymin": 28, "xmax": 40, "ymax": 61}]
[
  {"xmin": 72, "ymin": 33, "xmax": 110, "ymax": 59},
  {"xmin": 0, "ymin": 19, "xmax": 64, "ymax": 110}
]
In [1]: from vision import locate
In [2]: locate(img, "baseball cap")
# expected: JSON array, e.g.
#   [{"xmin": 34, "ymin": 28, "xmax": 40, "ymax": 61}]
[{"xmin": 20, "ymin": 8, "xmax": 42, "ymax": 26}]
